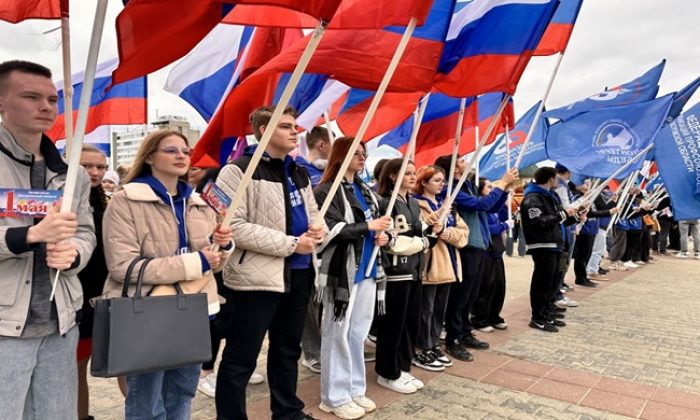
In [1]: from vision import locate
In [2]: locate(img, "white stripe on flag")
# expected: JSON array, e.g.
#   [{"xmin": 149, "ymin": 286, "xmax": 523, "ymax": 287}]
[
  {"xmin": 296, "ymin": 80, "xmax": 350, "ymax": 130},
  {"xmin": 164, "ymin": 24, "xmax": 247, "ymax": 96}
]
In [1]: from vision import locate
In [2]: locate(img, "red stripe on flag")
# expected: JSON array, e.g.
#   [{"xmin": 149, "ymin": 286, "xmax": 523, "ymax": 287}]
[
  {"xmin": 534, "ymin": 23, "xmax": 575, "ymax": 56},
  {"xmin": 434, "ymin": 54, "xmax": 534, "ymax": 97},
  {"xmin": 47, "ymin": 97, "xmax": 147, "ymax": 141},
  {"xmin": 0, "ymin": 0, "xmax": 61, "ymax": 23}
]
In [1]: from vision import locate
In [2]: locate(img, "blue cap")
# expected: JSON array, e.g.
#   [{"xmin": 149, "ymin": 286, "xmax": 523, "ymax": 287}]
[{"xmin": 555, "ymin": 163, "xmax": 569, "ymax": 173}]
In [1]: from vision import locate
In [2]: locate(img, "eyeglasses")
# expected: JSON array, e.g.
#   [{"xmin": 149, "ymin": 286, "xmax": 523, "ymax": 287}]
[
  {"xmin": 353, "ymin": 151, "xmax": 369, "ymax": 158},
  {"xmin": 81, "ymin": 163, "xmax": 108, "ymax": 171},
  {"xmin": 432, "ymin": 178, "xmax": 447, "ymax": 184},
  {"xmin": 158, "ymin": 146, "xmax": 192, "ymax": 156}
]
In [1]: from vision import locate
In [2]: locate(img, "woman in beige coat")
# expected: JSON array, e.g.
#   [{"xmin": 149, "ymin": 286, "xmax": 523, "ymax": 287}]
[
  {"xmin": 413, "ymin": 165, "xmax": 469, "ymax": 371},
  {"xmin": 102, "ymin": 130, "xmax": 233, "ymax": 420}
]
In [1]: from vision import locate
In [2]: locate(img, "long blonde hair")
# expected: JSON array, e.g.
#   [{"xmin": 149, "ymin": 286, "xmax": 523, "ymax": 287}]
[{"xmin": 123, "ymin": 130, "xmax": 189, "ymax": 183}]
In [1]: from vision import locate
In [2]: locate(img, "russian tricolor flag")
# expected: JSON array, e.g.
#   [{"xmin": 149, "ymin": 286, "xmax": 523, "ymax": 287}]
[
  {"xmin": 48, "ymin": 59, "xmax": 147, "ymax": 157},
  {"xmin": 433, "ymin": 0, "xmax": 559, "ymax": 97},
  {"xmin": 369, "ymin": 92, "xmax": 513, "ymax": 167},
  {"xmin": 534, "ymin": 0, "xmax": 583, "ymax": 55},
  {"xmin": 165, "ymin": 24, "xmax": 255, "ymax": 122}
]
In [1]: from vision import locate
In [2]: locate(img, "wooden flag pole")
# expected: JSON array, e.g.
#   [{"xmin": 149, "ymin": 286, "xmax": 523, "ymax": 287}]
[
  {"xmin": 364, "ymin": 93, "xmax": 431, "ymax": 277},
  {"xmin": 50, "ymin": 0, "xmax": 109, "ymax": 301},
  {"xmin": 314, "ymin": 17, "xmax": 418, "ymax": 225},
  {"xmin": 60, "ymin": 11, "xmax": 74, "ymax": 157},
  {"xmin": 215, "ymin": 23, "xmax": 328, "ymax": 249},
  {"xmin": 446, "ymin": 97, "xmax": 467, "ymax": 203},
  {"xmin": 323, "ymin": 110, "xmax": 335, "ymax": 142},
  {"xmin": 514, "ymin": 52, "xmax": 564, "ymax": 168},
  {"xmin": 440, "ymin": 95, "xmax": 511, "ymax": 219}
]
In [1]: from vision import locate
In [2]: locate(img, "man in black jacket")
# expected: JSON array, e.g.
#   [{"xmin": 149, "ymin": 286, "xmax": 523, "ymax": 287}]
[{"xmin": 520, "ymin": 167, "xmax": 581, "ymax": 332}]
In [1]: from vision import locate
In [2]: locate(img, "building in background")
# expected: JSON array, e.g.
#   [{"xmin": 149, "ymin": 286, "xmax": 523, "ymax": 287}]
[{"xmin": 111, "ymin": 115, "xmax": 201, "ymax": 168}]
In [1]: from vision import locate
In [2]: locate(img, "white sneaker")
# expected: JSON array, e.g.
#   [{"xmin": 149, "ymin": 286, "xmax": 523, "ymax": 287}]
[
  {"xmin": 319, "ymin": 401, "xmax": 365, "ymax": 419},
  {"xmin": 554, "ymin": 297, "xmax": 579, "ymax": 308},
  {"xmin": 623, "ymin": 261, "xmax": 639, "ymax": 268},
  {"xmin": 352, "ymin": 395, "xmax": 376, "ymax": 413},
  {"xmin": 610, "ymin": 262, "xmax": 628, "ymax": 271},
  {"xmin": 478, "ymin": 326, "xmax": 495, "ymax": 333},
  {"xmin": 302, "ymin": 358, "xmax": 321, "ymax": 374},
  {"xmin": 365, "ymin": 334, "xmax": 377, "ymax": 348},
  {"xmin": 197, "ymin": 373, "xmax": 216, "ymax": 397},
  {"xmin": 377, "ymin": 375, "xmax": 417, "ymax": 394},
  {"xmin": 249, "ymin": 372, "xmax": 264, "ymax": 385},
  {"xmin": 633, "ymin": 260, "xmax": 646, "ymax": 265},
  {"xmin": 401, "ymin": 371, "xmax": 424, "ymax": 390},
  {"xmin": 493, "ymin": 322, "xmax": 508, "ymax": 330}
]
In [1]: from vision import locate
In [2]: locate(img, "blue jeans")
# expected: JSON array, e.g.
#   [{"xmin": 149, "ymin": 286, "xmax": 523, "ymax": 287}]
[{"xmin": 125, "ymin": 364, "xmax": 201, "ymax": 420}]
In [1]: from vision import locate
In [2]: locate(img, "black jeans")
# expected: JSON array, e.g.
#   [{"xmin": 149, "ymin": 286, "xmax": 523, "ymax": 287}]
[
  {"xmin": 573, "ymin": 233, "xmax": 595, "ymax": 282},
  {"xmin": 624, "ymin": 230, "xmax": 643, "ymax": 262},
  {"xmin": 444, "ymin": 248, "xmax": 485, "ymax": 342},
  {"xmin": 375, "ymin": 280, "xmax": 421, "ymax": 380},
  {"xmin": 417, "ymin": 283, "xmax": 451, "ymax": 350},
  {"xmin": 216, "ymin": 269, "xmax": 313, "ymax": 420},
  {"xmin": 472, "ymin": 256, "xmax": 506, "ymax": 328},
  {"xmin": 529, "ymin": 250, "xmax": 560, "ymax": 322}
]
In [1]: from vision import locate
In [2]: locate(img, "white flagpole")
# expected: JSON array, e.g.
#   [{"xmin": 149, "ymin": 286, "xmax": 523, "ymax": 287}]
[
  {"xmin": 60, "ymin": 10, "xmax": 74, "ymax": 157},
  {"xmin": 606, "ymin": 170, "xmax": 638, "ymax": 234},
  {"xmin": 215, "ymin": 23, "xmax": 328, "ymax": 245},
  {"xmin": 505, "ymin": 124, "xmax": 513, "ymax": 238},
  {"xmin": 441, "ymin": 95, "xmax": 511, "ymax": 219},
  {"xmin": 364, "ymin": 93, "xmax": 431, "ymax": 277},
  {"xmin": 446, "ymin": 97, "xmax": 467, "ymax": 202},
  {"xmin": 474, "ymin": 123, "xmax": 480, "ymax": 181},
  {"xmin": 50, "ymin": 0, "xmax": 109, "ymax": 301},
  {"xmin": 514, "ymin": 52, "xmax": 564, "ymax": 168},
  {"xmin": 323, "ymin": 110, "xmax": 335, "ymax": 142},
  {"xmin": 314, "ymin": 17, "xmax": 418, "ymax": 225}
]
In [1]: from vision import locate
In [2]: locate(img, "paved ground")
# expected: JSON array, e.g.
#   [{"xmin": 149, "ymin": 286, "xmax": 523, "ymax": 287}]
[{"xmin": 89, "ymin": 251, "xmax": 700, "ymax": 419}]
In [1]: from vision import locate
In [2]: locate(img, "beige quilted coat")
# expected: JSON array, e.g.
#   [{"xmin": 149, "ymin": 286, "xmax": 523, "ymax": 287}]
[
  {"xmin": 101, "ymin": 183, "xmax": 229, "ymax": 314},
  {"xmin": 216, "ymin": 157, "xmax": 321, "ymax": 293}
]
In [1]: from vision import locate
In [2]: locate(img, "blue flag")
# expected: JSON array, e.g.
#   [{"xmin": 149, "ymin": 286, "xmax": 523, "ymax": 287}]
[
  {"xmin": 666, "ymin": 76, "xmax": 700, "ymax": 124},
  {"xmin": 546, "ymin": 95, "xmax": 673, "ymax": 178},
  {"xmin": 654, "ymin": 101, "xmax": 700, "ymax": 220},
  {"xmin": 545, "ymin": 60, "xmax": 665, "ymax": 121},
  {"xmin": 479, "ymin": 101, "xmax": 549, "ymax": 180}
]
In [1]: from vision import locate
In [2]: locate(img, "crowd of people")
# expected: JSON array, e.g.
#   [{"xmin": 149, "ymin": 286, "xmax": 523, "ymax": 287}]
[{"xmin": 0, "ymin": 59, "xmax": 695, "ymax": 420}]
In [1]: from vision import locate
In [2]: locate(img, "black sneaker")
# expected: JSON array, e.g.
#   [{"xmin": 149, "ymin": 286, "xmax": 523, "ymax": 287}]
[
  {"xmin": 548, "ymin": 318, "xmax": 566, "ymax": 327},
  {"xmin": 445, "ymin": 340, "xmax": 474, "ymax": 362},
  {"xmin": 548, "ymin": 312, "xmax": 565, "ymax": 320},
  {"xmin": 299, "ymin": 413, "xmax": 318, "ymax": 420},
  {"xmin": 561, "ymin": 283, "xmax": 574, "ymax": 292},
  {"xmin": 430, "ymin": 346, "xmax": 453, "ymax": 367},
  {"xmin": 575, "ymin": 279, "xmax": 598, "ymax": 288},
  {"xmin": 550, "ymin": 305, "xmax": 567, "ymax": 313},
  {"xmin": 529, "ymin": 320, "xmax": 559, "ymax": 332},
  {"xmin": 598, "ymin": 267, "xmax": 610, "ymax": 275},
  {"xmin": 461, "ymin": 333, "xmax": 490, "ymax": 350},
  {"xmin": 413, "ymin": 350, "xmax": 445, "ymax": 372}
]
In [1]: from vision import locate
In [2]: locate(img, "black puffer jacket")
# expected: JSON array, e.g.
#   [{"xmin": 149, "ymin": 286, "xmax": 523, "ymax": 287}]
[{"xmin": 520, "ymin": 182, "xmax": 578, "ymax": 252}]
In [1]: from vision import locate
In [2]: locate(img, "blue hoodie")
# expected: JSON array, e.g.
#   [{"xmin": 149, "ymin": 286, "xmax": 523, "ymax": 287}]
[
  {"xmin": 294, "ymin": 155, "xmax": 324, "ymax": 188},
  {"xmin": 439, "ymin": 181, "xmax": 508, "ymax": 251},
  {"xmin": 244, "ymin": 145, "xmax": 311, "ymax": 269},
  {"xmin": 132, "ymin": 175, "xmax": 210, "ymax": 272}
]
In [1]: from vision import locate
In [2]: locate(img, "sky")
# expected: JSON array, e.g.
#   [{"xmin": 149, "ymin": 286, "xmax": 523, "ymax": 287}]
[{"xmin": 1, "ymin": 0, "xmax": 699, "ymax": 135}]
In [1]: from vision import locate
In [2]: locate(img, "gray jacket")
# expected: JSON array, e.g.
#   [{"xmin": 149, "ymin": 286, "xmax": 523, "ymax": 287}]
[{"xmin": 0, "ymin": 125, "xmax": 95, "ymax": 336}]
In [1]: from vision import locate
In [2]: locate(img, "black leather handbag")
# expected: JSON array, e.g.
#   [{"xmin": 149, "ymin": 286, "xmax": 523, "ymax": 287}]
[{"xmin": 91, "ymin": 257, "xmax": 212, "ymax": 377}]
